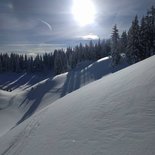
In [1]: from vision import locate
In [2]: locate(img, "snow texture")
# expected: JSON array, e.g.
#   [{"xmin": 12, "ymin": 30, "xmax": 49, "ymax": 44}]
[
  {"xmin": 0, "ymin": 56, "xmax": 155, "ymax": 155},
  {"xmin": 0, "ymin": 57, "xmax": 127, "ymax": 136}
]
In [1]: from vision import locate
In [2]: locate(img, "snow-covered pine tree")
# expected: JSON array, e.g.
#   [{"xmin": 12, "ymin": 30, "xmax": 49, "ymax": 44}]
[
  {"xmin": 127, "ymin": 16, "xmax": 140, "ymax": 64},
  {"xmin": 111, "ymin": 25, "xmax": 121, "ymax": 66}
]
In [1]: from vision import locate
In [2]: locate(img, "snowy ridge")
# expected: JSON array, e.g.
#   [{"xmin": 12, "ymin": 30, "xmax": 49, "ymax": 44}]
[
  {"xmin": 0, "ymin": 56, "xmax": 127, "ymax": 136},
  {"xmin": 0, "ymin": 56, "xmax": 155, "ymax": 155}
]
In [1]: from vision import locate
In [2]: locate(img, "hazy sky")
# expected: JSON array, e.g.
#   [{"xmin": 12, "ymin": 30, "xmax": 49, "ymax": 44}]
[{"xmin": 0, "ymin": 0, "xmax": 154, "ymax": 45}]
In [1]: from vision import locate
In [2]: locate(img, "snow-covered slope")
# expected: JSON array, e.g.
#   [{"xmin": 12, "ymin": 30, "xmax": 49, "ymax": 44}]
[
  {"xmin": 0, "ymin": 57, "xmax": 127, "ymax": 136},
  {"xmin": 0, "ymin": 90, "xmax": 22, "ymax": 136},
  {"xmin": 0, "ymin": 56, "xmax": 155, "ymax": 155}
]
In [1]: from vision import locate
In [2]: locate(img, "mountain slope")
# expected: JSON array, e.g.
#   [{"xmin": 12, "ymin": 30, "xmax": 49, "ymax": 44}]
[
  {"xmin": 0, "ymin": 57, "xmax": 127, "ymax": 136},
  {"xmin": 0, "ymin": 56, "xmax": 155, "ymax": 155}
]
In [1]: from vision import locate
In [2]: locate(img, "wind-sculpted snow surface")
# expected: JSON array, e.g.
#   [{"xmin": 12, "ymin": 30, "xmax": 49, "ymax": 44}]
[
  {"xmin": 0, "ymin": 56, "xmax": 155, "ymax": 155},
  {"xmin": 0, "ymin": 57, "xmax": 127, "ymax": 136}
]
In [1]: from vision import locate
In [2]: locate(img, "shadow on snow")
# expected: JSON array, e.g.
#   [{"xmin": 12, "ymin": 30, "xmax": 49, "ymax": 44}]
[{"xmin": 0, "ymin": 57, "xmax": 128, "ymax": 125}]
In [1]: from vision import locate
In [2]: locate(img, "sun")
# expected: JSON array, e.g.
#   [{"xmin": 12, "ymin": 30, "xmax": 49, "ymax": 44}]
[{"xmin": 72, "ymin": 0, "xmax": 96, "ymax": 26}]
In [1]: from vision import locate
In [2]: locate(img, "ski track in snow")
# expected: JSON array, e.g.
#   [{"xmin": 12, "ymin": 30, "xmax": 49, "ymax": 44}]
[{"xmin": 1, "ymin": 116, "xmax": 41, "ymax": 155}]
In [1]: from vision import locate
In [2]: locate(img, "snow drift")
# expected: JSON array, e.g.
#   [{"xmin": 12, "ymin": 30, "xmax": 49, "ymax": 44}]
[
  {"xmin": 0, "ymin": 55, "xmax": 155, "ymax": 155},
  {"xmin": 0, "ymin": 57, "xmax": 127, "ymax": 136}
]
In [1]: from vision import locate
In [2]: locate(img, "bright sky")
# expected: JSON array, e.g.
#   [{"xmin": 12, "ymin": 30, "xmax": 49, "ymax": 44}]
[{"xmin": 0, "ymin": 0, "xmax": 154, "ymax": 45}]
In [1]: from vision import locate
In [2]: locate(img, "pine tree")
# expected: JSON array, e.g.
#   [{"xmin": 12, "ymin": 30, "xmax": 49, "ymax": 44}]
[
  {"xmin": 15, "ymin": 55, "xmax": 20, "ymax": 73},
  {"xmin": 147, "ymin": 6, "xmax": 155, "ymax": 55},
  {"xmin": 139, "ymin": 16, "xmax": 148, "ymax": 60},
  {"xmin": 53, "ymin": 49, "xmax": 68, "ymax": 75},
  {"xmin": 95, "ymin": 39, "xmax": 102, "ymax": 59},
  {"xmin": 28, "ymin": 57, "xmax": 33, "ymax": 73},
  {"xmin": 111, "ymin": 25, "xmax": 121, "ymax": 66},
  {"xmin": 0, "ymin": 57, "xmax": 2, "ymax": 72},
  {"xmin": 120, "ymin": 31, "xmax": 128, "ymax": 54},
  {"xmin": 89, "ymin": 40, "xmax": 96, "ymax": 60},
  {"xmin": 101, "ymin": 39, "xmax": 111, "ymax": 57},
  {"xmin": 24, "ymin": 54, "xmax": 28, "ymax": 71},
  {"xmin": 127, "ymin": 16, "xmax": 140, "ymax": 63}
]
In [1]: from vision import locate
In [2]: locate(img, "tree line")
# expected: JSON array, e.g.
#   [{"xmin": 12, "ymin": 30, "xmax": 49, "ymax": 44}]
[
  {"xmin": 111, "ymin": 6, "xmax": 155, "ymax": 65},
  {"xmin": 0, "ymin": 6, "xmax": 155, "ymax": 75},
  {"xmin": 0, "ymin": 40, "xmax": 111, "ymax": 74}
]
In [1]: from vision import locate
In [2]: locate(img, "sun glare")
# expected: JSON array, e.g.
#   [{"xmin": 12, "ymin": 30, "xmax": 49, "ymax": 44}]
[{"xmin": 72, "ymin": 0, "xmax": 96, "ymax": 26}]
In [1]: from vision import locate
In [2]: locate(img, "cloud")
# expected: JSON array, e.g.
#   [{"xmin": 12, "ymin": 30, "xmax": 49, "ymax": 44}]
[
  {"xmin": 0, "ymin": 0, "xmax": 154, "ymax": 44},
  {"xmin": 81, "ymin": 34, "xmax": 99, "ymax": 40}
]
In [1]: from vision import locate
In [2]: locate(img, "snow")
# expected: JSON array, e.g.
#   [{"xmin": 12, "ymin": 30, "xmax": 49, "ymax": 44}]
[
  {"xmin": 0, "ymin": 56, "xmax": 127, "ymax": 136},
  {"xmin": 0, "ymin": 56, "xmax": 155, "ymax": 154}
]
